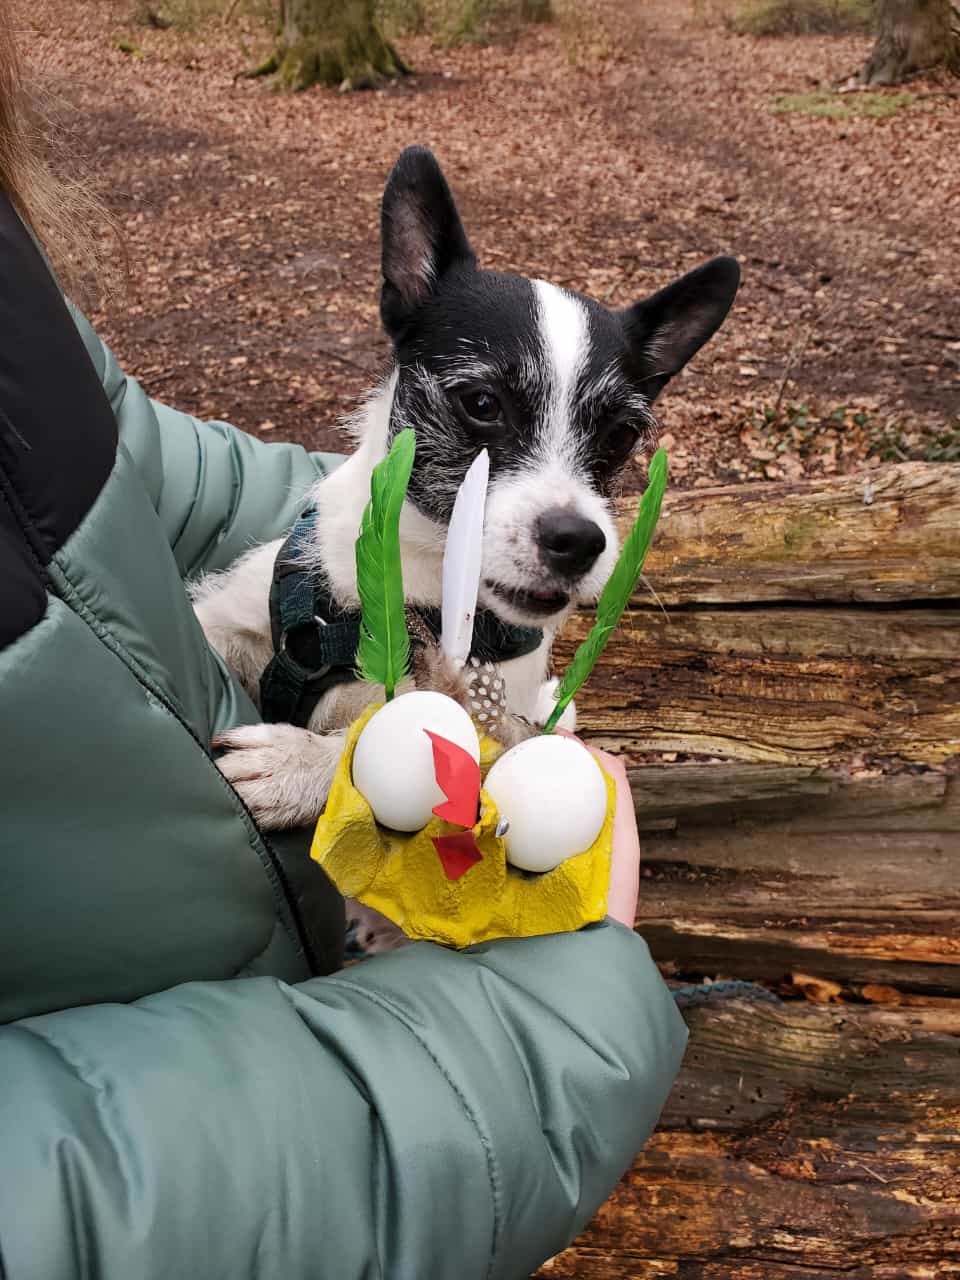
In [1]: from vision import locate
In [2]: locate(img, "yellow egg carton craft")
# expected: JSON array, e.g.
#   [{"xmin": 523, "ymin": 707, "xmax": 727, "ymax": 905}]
[{"xmin": 310, "ymin": 429, "xmax": 668, "ymax": 949}]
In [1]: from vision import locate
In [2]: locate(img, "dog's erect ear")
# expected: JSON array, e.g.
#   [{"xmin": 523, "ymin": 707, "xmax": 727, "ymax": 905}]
[
  {"xmin": 380, "ymin": 146, "xmax": 476, "ymax": 338},
  {"xmin": 623, "ymin": 256, "xmax": 740, "ymax": 401}
]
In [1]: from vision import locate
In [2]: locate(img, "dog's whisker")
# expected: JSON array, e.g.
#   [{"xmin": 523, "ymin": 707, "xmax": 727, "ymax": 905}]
[{"xmin": 635, "ymin": 574, "xmax": 670, "ymax": 621}]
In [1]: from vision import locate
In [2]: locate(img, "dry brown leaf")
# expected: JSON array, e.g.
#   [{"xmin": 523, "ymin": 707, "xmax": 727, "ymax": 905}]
[{"xmin": 37, "ymin": 0, "xmax": 956, "ymax": 483}]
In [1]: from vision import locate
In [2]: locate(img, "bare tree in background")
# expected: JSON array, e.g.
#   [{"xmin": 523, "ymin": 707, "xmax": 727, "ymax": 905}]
[
  {"xmin": 266, "ymin": 0, "xmax": 407, "ymax": 90},
  {"xmin": 862, "ymin": 0, "xmax": 960, "ymax": 83},
  {"xmin": 247, "ymin": 0, "xmax": 557, "ymax": 89}
]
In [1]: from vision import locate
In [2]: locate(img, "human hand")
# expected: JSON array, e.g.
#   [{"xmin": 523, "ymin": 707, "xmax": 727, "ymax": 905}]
[{"xmin": 557, "ymin": 732, "xmax": 639, "ymax": 928}]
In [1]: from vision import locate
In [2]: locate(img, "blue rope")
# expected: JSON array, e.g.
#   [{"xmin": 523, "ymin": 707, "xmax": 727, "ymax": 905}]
[{"xmin": 670, "ymin": 979, "xmax": 778, "ymax": 1008}]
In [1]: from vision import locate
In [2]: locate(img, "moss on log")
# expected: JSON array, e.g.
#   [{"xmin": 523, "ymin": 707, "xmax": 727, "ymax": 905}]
[{"xmin": 629, "ymin": 462, "xmax": 960, "ymax": 607}]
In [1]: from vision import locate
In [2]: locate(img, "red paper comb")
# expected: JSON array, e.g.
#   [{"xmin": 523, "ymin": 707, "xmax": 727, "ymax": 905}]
[
  {"xmin": 432, "ymin": 832, "xmax": 483, "ymax": 881},
  {"xmin": 425, "ymin": 730, "xmax": 481, "ymax": 828}
]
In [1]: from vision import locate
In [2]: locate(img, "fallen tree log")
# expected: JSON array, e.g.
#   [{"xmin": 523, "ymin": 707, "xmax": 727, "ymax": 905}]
[
  {"xmin": 631, "ymin": 461, "xmax": 960, "ymax": 606},
  {"xmin": 539, "ymin": 462, "xmax": 960, "ymax": 1277},
  {"xmin": 631, "ymin": 763, "xmax": 960, "ymax": 992},
  {"xmin": 534, "ymin": 995, "xmax": 960, "ymax": 1279},
  {"xmin": 571, "ymin": 603, "xmax": 959, "ymax": 764},
  {"xmin": 562, "ymin": 462, "xmax": 960, "ymax": 765},
  {"xmin": 555, "ymin": 462, "xmax": 960, "ymax": 990}
]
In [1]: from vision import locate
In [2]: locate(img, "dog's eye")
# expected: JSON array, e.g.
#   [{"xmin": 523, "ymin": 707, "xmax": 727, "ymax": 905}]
[
  {"xmin": 601, "ymin": 421, "xmax": 640, "ymax": 465},
  {"xmin": 459, "ymin": 389, "xmax": 503, "ymax": 425}
]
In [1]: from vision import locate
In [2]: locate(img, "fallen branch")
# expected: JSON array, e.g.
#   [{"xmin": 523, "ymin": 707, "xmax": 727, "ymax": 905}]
[{"xmin": 772, "ymin": 297, "xmax": 838, "ymax": 422}]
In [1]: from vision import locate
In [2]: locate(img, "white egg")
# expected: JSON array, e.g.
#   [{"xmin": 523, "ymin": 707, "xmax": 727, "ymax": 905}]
[
  {"xmin": 352, "ymin": 691, "xmax": 481, "ymax": 831},
  {"xmin": 484, "ymin": 735, "xmax": 607, "ymax": 873}
]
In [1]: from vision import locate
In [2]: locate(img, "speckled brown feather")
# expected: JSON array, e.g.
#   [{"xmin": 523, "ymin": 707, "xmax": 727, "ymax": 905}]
[{"xmin": 406, "ymin": 609, "xmax": 539, "ymax": 747}]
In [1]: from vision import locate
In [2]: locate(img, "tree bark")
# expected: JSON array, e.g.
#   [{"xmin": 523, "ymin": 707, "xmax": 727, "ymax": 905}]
[
  {"xmin": 619, "ymin": 462, "xmax": 960, "ymax": 608},
  {"xmin": 531, "ymin": 460, "xmax": 960, "ymax": 1276},
  {"xmin": 274, "ymin": 0, "xmax": 407, "ymax": 92},
  {"xmin": 633, "ymin": 769, "xmax": 960, "ymax": 993},
  {"xmin": 555, "ymin": 463, "xmax": 960, "ymax": 993},
  {"xmin": 862, "ymin": 0, "xmax": 960, "ymax": 85},
  {"xmin": 518, "ymin": 0, "xmax": 553, "ymax": 18},
  {"xmin": 560, "ymin": 463, "xmax": 960, "ymax": 766},
  {"xmin": 534, "ymin": 998, "xmax": 960, "ymax": 1279}
]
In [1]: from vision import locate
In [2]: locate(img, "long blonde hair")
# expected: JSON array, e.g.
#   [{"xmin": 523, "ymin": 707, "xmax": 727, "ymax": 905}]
[{"xmin": 0, "ymin": 0, "xmax": 116, "ymax": 298}]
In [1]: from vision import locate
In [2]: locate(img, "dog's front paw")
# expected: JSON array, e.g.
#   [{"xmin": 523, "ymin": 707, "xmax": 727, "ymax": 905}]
[
  {"xmin": 212, "ymin": 723, "xmax": 345, "ymax": 831},
  {"xmin": 535, "ymin": 677, "xmax": 576, "ymax": 732},
  {"xmin": 346, "ymin": 901, "xmax": 410, "ymax": 955}
]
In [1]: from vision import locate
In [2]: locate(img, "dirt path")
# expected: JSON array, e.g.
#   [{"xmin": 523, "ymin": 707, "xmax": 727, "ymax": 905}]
[{"xmin": 32, "ymin": 0, "xmax": 959, "ymax": 489}]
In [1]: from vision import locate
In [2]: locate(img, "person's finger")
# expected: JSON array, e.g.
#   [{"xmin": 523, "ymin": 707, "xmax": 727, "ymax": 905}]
[
  {"xmin": 604, "ymin": 762, "xmax": 640, "ymax": 927},
  {"xmin": 555, "ymin": 731, "xmax": 639, "ymax": 927}
]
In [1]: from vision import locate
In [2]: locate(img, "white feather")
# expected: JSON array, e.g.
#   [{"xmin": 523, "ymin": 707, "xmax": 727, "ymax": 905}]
[{"xmin": 441, "ymin": 449, "xmax": 490, "ymax": 668}]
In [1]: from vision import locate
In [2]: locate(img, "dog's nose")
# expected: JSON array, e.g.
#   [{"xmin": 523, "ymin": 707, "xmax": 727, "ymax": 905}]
[{"xmin": 536, "ymin": 510, "xmax": 606, "ymax": 578}]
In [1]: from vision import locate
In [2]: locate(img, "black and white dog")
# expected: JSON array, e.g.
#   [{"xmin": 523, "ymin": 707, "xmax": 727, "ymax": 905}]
[{"xmin": 194, "ymin": 146, "xmax": 739, "ymax": 832}]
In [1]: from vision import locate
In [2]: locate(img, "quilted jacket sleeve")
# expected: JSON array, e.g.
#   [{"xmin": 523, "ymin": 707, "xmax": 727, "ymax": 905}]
[
  {"xmin": 69, "ymin": 306, "xmax": 344, "ymax": 580},
  {"xmin": 0, "ymin": 924, "xmax": 686, "ymax": 1280}
]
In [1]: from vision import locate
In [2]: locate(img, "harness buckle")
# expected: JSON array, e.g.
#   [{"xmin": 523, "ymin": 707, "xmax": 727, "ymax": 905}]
[{"xmin": 278, "ymin": 614, "xmax": 332, "ymax": 681}]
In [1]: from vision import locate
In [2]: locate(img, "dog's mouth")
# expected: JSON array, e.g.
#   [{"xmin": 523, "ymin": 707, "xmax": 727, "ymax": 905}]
[{"xmin": 486, "ymin": 580, "xmax": 571, "ymax": 619}]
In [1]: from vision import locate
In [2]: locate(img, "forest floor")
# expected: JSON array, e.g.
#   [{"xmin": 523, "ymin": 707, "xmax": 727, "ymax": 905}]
[{"xmin": 29, "ymin": 0, "xmax": 960, "ymax": 490}]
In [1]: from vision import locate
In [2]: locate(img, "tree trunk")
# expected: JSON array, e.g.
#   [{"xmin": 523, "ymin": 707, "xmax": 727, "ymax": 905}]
[
  {"xmin": 862, "ymin": 0, "xmax": 960, "ymax": 85},
  {"xmin": 518, "ymin": 0, "xmax": 553, "ymax": 19},
  {"xmin": 274, "ymin": 0, "xmax": 407, "ymax": 91}
]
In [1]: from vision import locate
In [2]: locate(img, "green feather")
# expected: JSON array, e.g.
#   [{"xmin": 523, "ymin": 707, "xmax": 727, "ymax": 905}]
[
  {"xmin": 355, "ymin": 428, "xmax": 415, "ymax": 700},
  {"xmin": 543, "ymin": 447, "xmax": 669, "ymax": 733}
]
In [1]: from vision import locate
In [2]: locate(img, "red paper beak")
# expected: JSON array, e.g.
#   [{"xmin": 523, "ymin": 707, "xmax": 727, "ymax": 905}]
[
  {"xmin": 425, "ymin": 730, "xmax": 481, "ymax": 828},
  {"xmin": 432, "ymin": 831, "xmax": 484, "ymax": 881}
]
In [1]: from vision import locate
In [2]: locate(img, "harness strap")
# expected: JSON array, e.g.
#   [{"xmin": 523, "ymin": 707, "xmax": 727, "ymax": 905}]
[
  {"xmin": 260, "ymin": 507, "xmax": 543, "ymax": 728},
  {"xmin": 259, "ymin": 508, "xmax": 353, "ymax": 727}
]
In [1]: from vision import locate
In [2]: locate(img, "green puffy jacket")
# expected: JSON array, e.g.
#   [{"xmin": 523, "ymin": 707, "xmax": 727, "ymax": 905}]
[{"xmin": 0, "ymin": 192, "xmax": 687, "ymax": 1280}]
